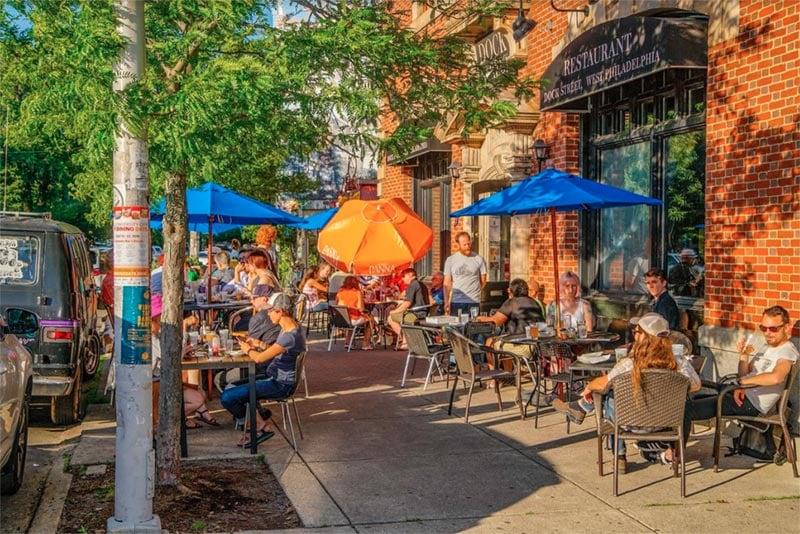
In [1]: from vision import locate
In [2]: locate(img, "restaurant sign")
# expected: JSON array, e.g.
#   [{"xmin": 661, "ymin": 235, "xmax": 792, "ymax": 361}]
[{"xmin": 540, "ymin": 17, "xmax": 707, "ymax": 111}]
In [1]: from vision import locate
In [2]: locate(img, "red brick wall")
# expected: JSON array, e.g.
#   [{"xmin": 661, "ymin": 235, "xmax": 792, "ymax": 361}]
[
  {"xmin": 526, "ymin": 0, "xmax": 585, "ymax": 303},
  {"xmin": 705, "ymin": 0, "xmax": 800, "ymax": 332}
]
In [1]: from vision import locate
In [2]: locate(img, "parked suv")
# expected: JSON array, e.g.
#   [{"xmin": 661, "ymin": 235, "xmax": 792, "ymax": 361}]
[
  {"xmin": 1, "ymin": 313, "xmax": 33, "ymax": 495},
  {"xmin": 0, "ymin": 212, "xmax": 101, "ymax": 425}
]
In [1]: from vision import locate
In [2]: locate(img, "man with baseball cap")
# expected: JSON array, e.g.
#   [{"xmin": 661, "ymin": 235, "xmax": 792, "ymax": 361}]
[{"xmin": 221, "ymin": 292, "xmax": 305, "ymax": 447}]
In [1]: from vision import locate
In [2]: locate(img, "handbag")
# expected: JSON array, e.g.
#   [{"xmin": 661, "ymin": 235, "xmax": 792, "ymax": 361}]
[{"xmin": 726, "ymin": 423, "xmax": 781, "ymax": 463}]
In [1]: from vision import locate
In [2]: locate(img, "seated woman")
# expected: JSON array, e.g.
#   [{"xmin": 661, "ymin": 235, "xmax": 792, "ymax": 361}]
[
  {"xmin": 299, "ymin": 265, "xmax": 330, "ymax": 313},
  {"xmin": 551, "ymin": 313, "xmax": 700, "ymax": 473},
  {"xmin": 222, "ymin": 293, "xmax": 306, "ymax": 447},
  {"xmin": 547, "ymin": 271, "xmax": 594, "ymax": 333},
  {"xmin": 151, "ymin": 295, "xmax": 218, "ymax": 429},
  {"xmin": 336, "ymin": 275, "xmax": 376, "ymax": 350}
]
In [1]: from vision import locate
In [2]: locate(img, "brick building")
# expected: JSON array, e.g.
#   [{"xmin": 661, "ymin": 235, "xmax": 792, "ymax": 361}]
[{"xmin": 379, "ymin": 1, "xmax": 798, "ymax": 399}]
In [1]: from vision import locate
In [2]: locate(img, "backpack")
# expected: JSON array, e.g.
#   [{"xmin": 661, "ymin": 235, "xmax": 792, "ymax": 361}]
[{"xmin": 726, "ymin": 423, "xmax": 783, "ymax": 463}]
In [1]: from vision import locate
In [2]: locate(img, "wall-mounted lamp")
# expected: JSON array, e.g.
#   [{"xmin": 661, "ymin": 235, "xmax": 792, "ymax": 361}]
[
  {"xmin": 533, "ymin": 139, "xmax": 549, "ymax": 173},
  {"xmin": 549, "ymin": 0, "xmax": 599, "ymax": 17},
  {"xmin": 448, "ymin": 161, "xmax": 462, "ymax": 180},
  {"xmin": 512, "ymin": 0, "xmax": 537, "ymax": 42}
]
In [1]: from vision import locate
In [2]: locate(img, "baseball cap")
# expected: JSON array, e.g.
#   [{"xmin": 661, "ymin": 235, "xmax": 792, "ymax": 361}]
[
  {"xmin": 151, "ymin": 293, "xmax": 163, "ymax": 317},
  {"xmin": 267, "ymin": 292, "xmax": 294, "ymax": 312},
  {"xmin": 629, "ymin": 312, "xmax": 670, "ymax": 338},
  {"xmin": 252, "ymin": 284, "xmax": 275, "ymax": 298}
]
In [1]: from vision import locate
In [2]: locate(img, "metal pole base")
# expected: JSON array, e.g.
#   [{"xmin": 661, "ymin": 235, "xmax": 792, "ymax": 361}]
[{"xmin": 106, "ymin": 515, "xmax": 161, "ymax": 533}]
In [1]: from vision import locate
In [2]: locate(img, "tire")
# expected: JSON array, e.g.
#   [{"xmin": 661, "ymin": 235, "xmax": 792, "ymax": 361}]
[
  {"xmin": 82, "ymin": 333, "xmax": 102, "ymax": 379},
  {"xmin": 1, "ymin": 383, "xmax": 31, "ymax": 495},
  {"xmin": 51, "ymin": 367, "xmax": 84, "ymax": 426}
]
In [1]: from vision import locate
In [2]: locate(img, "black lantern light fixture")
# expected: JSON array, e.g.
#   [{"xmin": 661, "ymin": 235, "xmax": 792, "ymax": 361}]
[
  {"xmin": 448, "ymin": 161, "xmax": 462, "ymax": 180},
  {"xmin": 512, "ymin": 0, "xmax": 536, "ymax": 42},
  {"xmin": 533, "ymin": 139, "xmax": 549, "ymax": 173}
]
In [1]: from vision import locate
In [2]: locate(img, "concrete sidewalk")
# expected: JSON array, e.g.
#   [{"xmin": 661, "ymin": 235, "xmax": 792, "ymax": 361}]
[{"xmin": 70, "ymin": 334, "xmax": 800, "ymax": 533}]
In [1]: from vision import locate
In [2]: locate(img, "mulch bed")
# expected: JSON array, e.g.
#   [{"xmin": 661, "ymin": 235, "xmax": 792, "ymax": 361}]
[{"xmin": 58, "ymin": 458, "xmax": 301, "ymax": 533}]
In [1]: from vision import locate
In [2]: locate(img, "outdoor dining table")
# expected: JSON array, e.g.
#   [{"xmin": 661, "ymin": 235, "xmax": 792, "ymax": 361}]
[
  {"xmin": 500, "ymin": 331, "xmax": 620, "ymax": 425},
  {"xmin": 365, "ymin": 300, "xmax": 400, "ymax": 348},
  {"xmin": 180, "ymin": 351, "xmax": 258, "ymax": 456}
]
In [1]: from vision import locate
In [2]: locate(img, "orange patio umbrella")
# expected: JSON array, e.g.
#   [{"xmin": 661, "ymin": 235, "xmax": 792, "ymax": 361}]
[{"xmin": 317, "ymin": 198, "xmax": 433, "ymax": 275}]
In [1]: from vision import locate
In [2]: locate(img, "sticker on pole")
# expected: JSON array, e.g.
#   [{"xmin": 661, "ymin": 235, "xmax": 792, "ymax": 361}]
[
  {"xmin": 120, "ymin": 286, "xmax": 152, "ymax": 365},
  {"xmin": 113, "ymin": 206, "xmax": 150, "ymax": 286}
]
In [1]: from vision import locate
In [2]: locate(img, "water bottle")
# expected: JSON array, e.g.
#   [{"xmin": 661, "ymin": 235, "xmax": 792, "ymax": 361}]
[{"xmin": 211, "ymin": 333, "xmax": 221, "ymax": 356}]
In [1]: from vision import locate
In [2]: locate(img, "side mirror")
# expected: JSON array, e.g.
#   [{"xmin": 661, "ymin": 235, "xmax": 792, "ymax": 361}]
[{"xmin": 5, "ymin": 308, "xmax": 39, "ymax": 337}]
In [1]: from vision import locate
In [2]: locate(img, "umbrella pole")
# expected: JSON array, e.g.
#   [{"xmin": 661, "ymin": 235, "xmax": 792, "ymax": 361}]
[
  {"xmin": 551, "ymin": 207, "xmax": 561, "ymax": 332},
  {"xmin": 207, "ymin": 216, "xmax": 214, "ymax": 314}
]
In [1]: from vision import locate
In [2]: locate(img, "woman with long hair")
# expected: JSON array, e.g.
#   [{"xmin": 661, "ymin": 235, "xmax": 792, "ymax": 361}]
[
  {"xmin": 299, "ymin": 264, "xmax": 329, "ymax": 313},
  {"xmin": 246, "ymin": 249, "xmax": 281, "ymax": 294},
  {"xmin": 551, "ymin": 313, "xmax": 700, "ymax": 473}
]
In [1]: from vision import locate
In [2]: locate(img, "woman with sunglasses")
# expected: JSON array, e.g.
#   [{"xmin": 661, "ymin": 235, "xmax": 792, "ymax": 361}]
[
  {"xmin": 552, "ymin": 312, "xmax": 701, "ymax": 473},
  {"xmin": 687, "ymin": 305, "xmax": 797, "ymax": 425}
]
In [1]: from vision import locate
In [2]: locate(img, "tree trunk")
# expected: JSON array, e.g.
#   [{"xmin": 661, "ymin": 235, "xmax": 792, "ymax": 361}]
[{"xmin": 156, "ymin": 171, "xmax": 188, "ymax": 486}]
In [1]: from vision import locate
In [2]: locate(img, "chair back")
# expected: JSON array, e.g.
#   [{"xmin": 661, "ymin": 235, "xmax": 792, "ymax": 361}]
[
  {"xmin": 294, "ymin": 294, "xmax": 307, "ymax": 322},
  {"xmin": 228, "ymin": 306, "xmax": 254, "ymax": 333},
  {"xmin": 774, "ymin": 358, "xmax": 800, "ymax": 416},
  {"xmin": 445, "ymin": 327, "xmax": 476, "ymax": 380},
  {"xmin": 288, "ymin": 351, "xmax": 307, "ymax": 396},
  {"xmin": 611, "ymin": 369, "xmax": 690, "ymax": 429},
  {"xmin": 328, "ymin": 305, "xmax": 353, "ymax": 328},
  {"xmin": 402, "ymin": 325, "xmax": 438, "ymax": 357}
]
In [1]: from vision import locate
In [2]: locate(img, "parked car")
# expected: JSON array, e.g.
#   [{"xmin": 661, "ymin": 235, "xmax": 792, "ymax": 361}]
[
  {"xmin": 1, "ymin": 314, "xmax": 33, "ymax": 495},
  {"xmin": 151, "ymin": 245, "xmax": 163, "ymax": 263},
  {"xmin": 0, "ymin": 211, "xmax": 101, "ymax": 425}
]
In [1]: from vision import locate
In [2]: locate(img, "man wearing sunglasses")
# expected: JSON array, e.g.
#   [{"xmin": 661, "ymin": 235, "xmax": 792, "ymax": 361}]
[{"xmin": 689, "ymin": 305, "xmax": 798, "ymax": 421}]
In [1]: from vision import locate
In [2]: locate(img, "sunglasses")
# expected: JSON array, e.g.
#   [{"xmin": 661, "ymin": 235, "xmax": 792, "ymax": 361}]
[{"xmin": 759, "ymin": 323, "xmax": 786, "ymax": 333}]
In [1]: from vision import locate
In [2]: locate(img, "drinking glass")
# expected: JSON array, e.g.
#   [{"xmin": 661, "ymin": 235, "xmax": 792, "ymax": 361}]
[
  {"xmin": 225, "ymin": 338, "xmax": 235, "ymax": 354},
  {"xmin": 469, "ymin": 306, "xmax": 479, "ymax": 319}
]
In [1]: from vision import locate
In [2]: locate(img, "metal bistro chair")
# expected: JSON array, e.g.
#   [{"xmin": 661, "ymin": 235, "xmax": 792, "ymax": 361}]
[
  {"xmin": 533, "ymin": 341, "xmax": 573, "ymax": 430},
  {"xmin": 400, "ymin": 324, "xmax": 451, "ymax": 389},
  {"xmin": 593, "ymin": 369, "xmax": 692, "ymax": 497},
  {"xmin": 445, "ymin": 327, "xmax": 520, "ymax": 423},
  {"xmin": 712, "ymin": 359, "xmax": 799, "ymax": 477},
  {"xmin": 299, "ymin": 294, "xmax": 329, "ymax": 336},
  {"xmin": 327, "ymin": 305, "xmax": 366, "ymax": 352},
  {"xmin": 394, "ymin": 303, "xmax": 439, "ymax": 349},
  {"xmin": 259, "ymin": 351, "xmax": 307, "ymax": 450}
]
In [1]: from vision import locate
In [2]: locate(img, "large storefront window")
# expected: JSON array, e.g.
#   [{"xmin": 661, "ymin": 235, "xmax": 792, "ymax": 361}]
[
  {"xmin": 585, "ymin": 69, "xmax": 706, "ymax": 298},
  {"xmin": 598, "ymin": 142, "xmax": 652, "ymax": 294},
  {"xmin": 665, "ymin": 131, "xmax": 706, "ymax": 297}
]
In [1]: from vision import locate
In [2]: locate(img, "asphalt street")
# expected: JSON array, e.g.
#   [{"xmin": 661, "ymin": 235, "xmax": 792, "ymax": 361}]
[{"xmin": 0, "ymin": 402, "xmax": 82, "ymax": 532}]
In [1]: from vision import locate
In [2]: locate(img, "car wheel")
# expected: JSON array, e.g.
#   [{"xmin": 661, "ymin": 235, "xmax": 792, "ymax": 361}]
[
  {"xmin": 82, "ymin": 333, "xmax": 102, "ymax": 379},
  {"xmin": 1, "ymin": 383, "xmax": 31, "ymax": 495},
  {"xmin": 51, "ymin": 366, "xmax": 84, "ymax": 426}
]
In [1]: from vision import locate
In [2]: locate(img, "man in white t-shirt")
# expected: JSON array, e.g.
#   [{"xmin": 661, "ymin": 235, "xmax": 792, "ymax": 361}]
[
  {"xmin": 689, "ymin": 305, "xmax": 798, "ymax": 421},
  {"xmin": 443, "ymin": 232, "xmax": 487, "ymax": 317}
]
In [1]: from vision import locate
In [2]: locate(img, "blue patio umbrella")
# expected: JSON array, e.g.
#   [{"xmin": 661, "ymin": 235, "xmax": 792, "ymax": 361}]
[
  {"xmin": 450, "ymin": 169, "xmax": 662, "ymax": 327},
  {"xmin": 286, "ymin": 207, "xmax": 340, "ymax": 231},
  {"xmin": 151, "ymin": 182, "xmax": 304, "ymax": 290}
]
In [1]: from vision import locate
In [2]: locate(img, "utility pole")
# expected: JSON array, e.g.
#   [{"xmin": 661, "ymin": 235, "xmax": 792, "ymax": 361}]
[{"xmin": 107, "ymin": 1, "xmax": 160, "ymax": 532}]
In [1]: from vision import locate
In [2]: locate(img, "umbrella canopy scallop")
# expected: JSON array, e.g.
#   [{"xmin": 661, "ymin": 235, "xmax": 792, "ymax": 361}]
[{"xmin": 317, "ymin": 198, "xmax": 433, "ymax": 276}]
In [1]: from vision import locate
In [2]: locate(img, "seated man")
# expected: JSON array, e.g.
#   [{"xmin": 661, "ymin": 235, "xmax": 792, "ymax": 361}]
[
  {"xmin": 217, "ymin": 284, "xmax": 281, "ymax": 392},
  {"xmin": 387, "ymin": 268, "xmax": 431, "ymax": 350},
  {"xmin": 644, "ymin": 268, "xmax": 680, "ymax": 331},
  {"xmin": 552, "ymin": 313, "xmax": 701, "ymax": 473},
  {"xmin": 429, "ymin": 271, "xmax": 445, "ymax": 307},
  {"xmin": 223, "ymin": 293, "xmax": 306, "ymax": 447},
  {"xmin": 687, "ymin": 305, "xmax": 798, "ymax": 428}
]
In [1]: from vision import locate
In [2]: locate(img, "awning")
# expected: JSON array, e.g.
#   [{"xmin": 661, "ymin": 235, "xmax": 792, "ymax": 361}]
[
  {"xmin": 540, "ymin": 17, "xmax": 707, "ymax": 112},
  {"xmin": 386, "ymin": 138, "xmax": 451, "ymax": 166}
]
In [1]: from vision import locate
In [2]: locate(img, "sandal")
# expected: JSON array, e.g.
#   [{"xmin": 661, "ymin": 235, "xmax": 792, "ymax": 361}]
[
  {"xmin": 361, "ymin": 344, "xmax": 374, "ymax": 351},
  {"xmin": 195, "ymin": 408, "xmax": 220, "ymax": 426},
  {"xmin": 238, "ymin": 428, "xmax": 275, "ymax": 447},
  {"xmin": 185, "ymin": 419, "xmax": 202, "ymax": 429}
]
